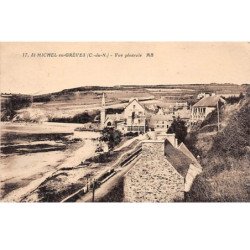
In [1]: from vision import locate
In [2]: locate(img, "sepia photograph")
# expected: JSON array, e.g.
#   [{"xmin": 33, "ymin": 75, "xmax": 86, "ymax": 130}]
[
  {"xmin": 1, "ymin": 42, "xmax": 249, "ymax": 203},
  {"xmin": 1, "ymin": 1, "xmax": 250, "ymax": 249}
]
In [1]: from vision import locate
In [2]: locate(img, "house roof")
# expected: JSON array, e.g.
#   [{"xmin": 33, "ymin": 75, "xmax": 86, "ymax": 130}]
[
  {"xmin": 124, "ymin": 98, "xmax": 145, "ymax": 110},
  {"xmin": 177, "ymin": 142, "xmax": 202, "ymax": 169},
  {"xmin": 193, "ymin": 95, "xmax": 225, "ymax": 108},
  {"xmin": 164, "ymin": 140, "xmax": 193, "ymax": 177},
  {"xmin": 105, "ymin": 113, "xmax": 124, "ymax": 123},
  {"xmin": 150, "ymin": 114, "xmax": 173, "ymax": 121}
]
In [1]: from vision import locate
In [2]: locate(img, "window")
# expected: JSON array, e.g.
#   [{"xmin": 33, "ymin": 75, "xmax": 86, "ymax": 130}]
[
  {"xmin": 133, "ymin": 105, "xmax": 136, "ymax": 109},
  {"xmin": 131, "ymin": 112, "xmax": 135, "ymax": 121}
]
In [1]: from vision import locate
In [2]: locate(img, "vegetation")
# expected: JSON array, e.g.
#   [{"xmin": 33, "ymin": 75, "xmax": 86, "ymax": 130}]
[
  {"xmin": 210, "ymin": 102, "xmax": 249, "ymax": 157},
  {"xmin": 222, "ymin": 92, "xmax": 244, "ymax": 104},
  {"xmin": 185, "ymin": 132, "xmax": 201, "ymax": 157},
  {"xmin": 106, "ymin": 108, "xmax": 124, "ymax": 114},
  {"xmin": 1, "ymin": 95, "xmax": 31, "ymax": 121},
  {"xmin": 100, "ymin": 127, "xmax": 122, "ymax": 150},
  {"xmin": 37, "ymin": 175, "xmax": 84, "ymax": 202},
  {"xmin": 33, "ymin": 95, "xmax": 51, "ymax": 102},
  {"xmin": 167, "ymin": 117, "xmax": 187, "ymax": 143},
  {"xmin": 87, "ymin": 152, "xmax": 117, "ymax": 164},
  {"xmin": 98, "ymin": 177, "xmax": 125, "ymax": 202},
  {"xmin": 186, "ymin": 94, "xmax": 250, "ymax": 202},
  {"xmin": 48, "ymin": 112, "xmax": 96, "ymax": 124},
  {"xmin": 124, "ymin": 131, "xmax": 139, "ymax": 137}
]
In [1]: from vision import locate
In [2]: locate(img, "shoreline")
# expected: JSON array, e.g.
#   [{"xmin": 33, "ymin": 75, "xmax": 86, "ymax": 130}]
[{"xmin": 0, "ymin": 122, "xmax": 101, "ymax": 202}]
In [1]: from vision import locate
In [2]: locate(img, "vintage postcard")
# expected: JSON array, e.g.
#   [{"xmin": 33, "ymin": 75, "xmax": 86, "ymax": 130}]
[{"xmin": 0, "ymin": 42, "xmax": 249, "ymax": 202}]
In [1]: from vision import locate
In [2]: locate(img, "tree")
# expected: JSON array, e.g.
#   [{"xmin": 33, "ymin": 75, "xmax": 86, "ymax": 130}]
[
  {"xmin": 167, "ymin": 117, "xmax": 187, "ymax": 143},
  {"xmin": 2, "ymin": 95, "xmax": 31, "ymax": 121},
  {"xmin": 100, "ymin": 127, "xmax": 122, "ymax": 150},
  {"xmin": 72, "ymin": 112, "xmax": 92, "ymax": 123},
  {"xmin": 223, "ymin": 93, "xmax": 244, "ymax": 105}
]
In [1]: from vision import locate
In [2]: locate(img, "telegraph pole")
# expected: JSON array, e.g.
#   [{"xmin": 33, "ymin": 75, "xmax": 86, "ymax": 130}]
[
  {"xmin": 217, "ymin": 100, "xmax": 220, "ymax": 132},
  {"xmin": 86, "ymin": 176, "xmax": 89, "ymax": 192},
  {"xmin": 92, "ymin": 179, "xmax": 96, "ymax": 202}
]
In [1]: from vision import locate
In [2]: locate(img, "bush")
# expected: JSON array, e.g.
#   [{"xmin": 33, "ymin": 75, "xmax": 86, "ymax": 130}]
[
  {"xmin": 187, "ymin": 97, "xmax": 250, "ymax": 202},
  {"xmin": 2, "ymin": 95, "xmax": 32, "ymax": 121},
  {"xmin": 200, "ymin": 109, "xmax": 217, "ymax": 128},
  {"xmin": 100, "ymin": 127, "xmax": 122, "ymax": 150},
  {"xmin": 48, "ymin": 112, "xmax": 96, "ymax": 124},
  {"xmin": 222, "ymin": 93, "xmax": 244, "ymax": 105},
  {"xmin": 210, "ymin": 101, "xmax": 250, "ymax": 158},
  {"xmin": 124, "ymin": 132, "xmax": 139, "ymax": 137},
  {"xmin": 88, "ymin": 152, "xmax": 117, "ymax": 164},
  {"xmin": 184, "ymin": 131, "xmax": 201, "ymax": 157},
  {"xmin": 186, "ymin": 176, "xmax": 213, "ymax": 202},
  {"xmin": 167, "ymin": 117, "xmax": 187, "ymax": 143},
  {"xmin": 106, "ymin": 108, "xmax": 124, "ymax": 114},
  {"xmin": 72, "ymin": 112, "xmax": 92, "ymax": 123}
]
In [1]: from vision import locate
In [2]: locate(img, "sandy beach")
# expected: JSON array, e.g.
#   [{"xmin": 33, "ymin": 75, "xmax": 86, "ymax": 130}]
[{"xmin": 0, "ymin": 122, "xmax": 100, "ymax": 201}]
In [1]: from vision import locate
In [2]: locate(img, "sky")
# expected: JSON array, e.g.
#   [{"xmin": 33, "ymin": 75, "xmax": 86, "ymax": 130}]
[{"xmin": 1, "ymin": 42, "xmax": 250, "ymax": 94}]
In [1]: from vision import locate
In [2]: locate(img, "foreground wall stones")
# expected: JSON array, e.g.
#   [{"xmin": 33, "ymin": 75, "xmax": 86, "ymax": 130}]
[{"xmin": 124, "ymin": 141, "xmax": 185, "ymax": 202}]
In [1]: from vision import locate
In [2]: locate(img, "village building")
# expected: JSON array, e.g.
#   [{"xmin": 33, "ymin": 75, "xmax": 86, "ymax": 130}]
[
  {"xmin": 173, "ymin": 101, "xmax": 188, "ymax": 109},
  {"xmin": 123, "ymin": 98, "xmax": 146, "ymax": 133},
  {"xmin": 100, "ymin": 92, "xmax": 193, "ymax": 133},
  {"xmin": 173, "ymin": 106, "xmax": 191, "ymax": 123},
  {"xmin": 123, "ymin": 133, "xmax": 202, "ymax": 202},
  {"xmin": 148, "ymin": 108, "xmax": 173, "ymax": 132},
  {"xmin": 197, "ymin": 92, "xmax": 212, "ymax": 99},
  {"xmin": 100, "ymin": 94, "xmax": 146, "ymax": 133},
  {"xmin": 191, "ymin": 95, "xmax": 226, "ymax": 123}
]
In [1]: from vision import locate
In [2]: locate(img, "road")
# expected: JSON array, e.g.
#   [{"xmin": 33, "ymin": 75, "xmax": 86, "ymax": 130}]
[{"xmin": 77, "ymin": 156, "xmax": 140, "ymax": 202}]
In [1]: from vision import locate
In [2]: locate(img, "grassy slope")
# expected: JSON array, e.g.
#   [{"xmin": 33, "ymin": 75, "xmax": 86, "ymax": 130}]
[
  {"xmin": 186, "ymin": 94, "xmax": 250, "ymax": 202},
  {"xmin": 2, "ymin": 84, "xmax": 246, "ymax": 122}
]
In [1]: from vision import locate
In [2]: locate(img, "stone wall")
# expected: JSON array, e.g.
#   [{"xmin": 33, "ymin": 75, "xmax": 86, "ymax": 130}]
[{"xmin": 124, "ymin": 140, "xmax": 185, "ymax": 202}]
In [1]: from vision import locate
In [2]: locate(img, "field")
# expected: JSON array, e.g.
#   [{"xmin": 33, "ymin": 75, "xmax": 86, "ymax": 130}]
[{"xmin": 2, "ymin": 83, "xmax": 246, "ymax": 122}]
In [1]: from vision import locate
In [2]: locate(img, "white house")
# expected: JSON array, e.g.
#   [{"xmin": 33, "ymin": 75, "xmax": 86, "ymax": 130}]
[
  {"xmin": 100, "ymin": 95, "xmax": 146, "ymax": 133},
  {"xmin": 191, "ymin": 95, "xmax": 226, "ymax": 123},
  {"xmin": 123, "ymin": 99, "xmax": 146, "ymax": 133}
]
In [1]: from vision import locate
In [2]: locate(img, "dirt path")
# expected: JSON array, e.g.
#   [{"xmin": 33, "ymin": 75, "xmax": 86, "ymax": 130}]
[
  {"xmin": 77, "ymin": 156, "xmax": 140, "ymax": 202},
  {"xmin": 114, "ymin": 135, "xmax": 142, "ymax": 152}
]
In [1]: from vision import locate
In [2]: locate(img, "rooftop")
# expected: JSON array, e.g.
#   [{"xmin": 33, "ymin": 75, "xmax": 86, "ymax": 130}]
[
  {"xmin": 193, "ymin": 95, "xmax": 225, "ymax": 107},
  {"xmin": 164, "ymin": 140, "xmax": 193, "ymax": 177},
  {"xmin": 150, "ymin": 113, "xmax": 173, "ymax": 121}
]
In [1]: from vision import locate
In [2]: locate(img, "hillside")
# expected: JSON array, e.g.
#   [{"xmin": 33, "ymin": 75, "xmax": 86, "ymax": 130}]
[
  {"xmin": 31, "ymin": 83, "xmax": 248, "ymax": 104},
  {"xmin": 1, "ymin": 83, "xmax": 246, "ymax": 122},
  {"xmin": 186, "ymin": 92, "xmax": 250, "ymax": 202}
]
